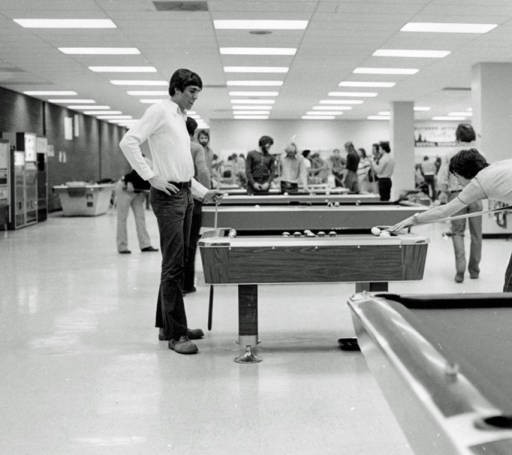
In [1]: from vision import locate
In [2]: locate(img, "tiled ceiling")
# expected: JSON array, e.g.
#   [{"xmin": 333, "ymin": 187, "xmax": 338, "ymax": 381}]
[{"xmin": 1, "ymin": 0, "xmax": 511, "ymax": 123}]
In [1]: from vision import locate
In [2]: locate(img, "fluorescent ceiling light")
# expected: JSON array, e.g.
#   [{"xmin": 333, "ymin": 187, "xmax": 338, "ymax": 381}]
[
  {"xmin": 13, "ymin": 18, "xmax": 116, "ymax": 28},
  {"xmin": 378, "ymin": 111, "xmax": 391, "ymax": 115},
  {"xmin": 229, "ymin": 91, "xmax": 278, "ymax": 96},
  {"xmin": 354, "ymin": 67, "xmax": 418, "ymax": 75},
  {"xmin": 339, "ymin": 81, "xmax": 395, "ymax": 88},
  {"xmin": 432, "ymin": 116, "xmax": 466, "ymax": 121},
  {"xmin": 302, "ymin": 116, "xmax": 335, "ymax": 120},
  {"xmin": 127, "ymin": 91, "xmax": 167, "ymax": 96},
  {"xmin": 214, "ymin": 20, "xmax": 308, "ymax": 30},
  {"xmin": 373, "ymin": 49, "xmax": 450, "ymax": 58},
  {"xmin": 231, "ymin": 105, "xmax": 273, "ymax": 110},
  {"xmin": 306, "ymin": 111, "xmax": 343, "ymax": 115},
  {"xmin": 24, "ymin": 90, "xmax": 77, "ymax": 95},
  {"xmin": 220, "ymin": 47, "xmax": 296, "ymax": 55},
  {"xmin": 231, "ymin": 99, "xmax": 275, "ymax": 104},
  {"xmin": 224, "ymin": 66, "xmax": 288, "ymax": 73},
  {"xmin": 312, "ymin": 106, "xmax": 352, "ymax": 110},
  {"xmin": 227, "ymin": 80, "xmax": 283, "ymax": 86},
  {"xmin": 48, "ymin": 99, "xmax": 95, "ymax": 103},
  {"xmin": 68, "ymin": 105, "xmax": 110, "ymax": 109},
  {"xmin": 111, "ymin": 80, "xmax": 167, "ymax": 86},
  {"xmin": 401, "ymin": 22, "xmax": 497, "ymax": 34},
  {"xmin": 97, "ymin": 115, "xmax": 132, "ymax": 119},
  {"xmin": 414, "ymin": 106, "xmax": 431, "ymax": 111},
  {"xmin": 89, "ymin": 66, "xmax": 156, "ymax": 72},
  {"xmin": 368, "ymin": 115, "xmax": 390, "ymax": 120},
  {"xmin": 449, "ymin": 112, "xmax": 472, "ymax": 116},
  {"xmin": 320, "ymin": 99, "xmax": 363, "ymax": 105},
  {"xmin": 233, "ymin": 111, "xmax": 271, "ymax": 115},
  {"xmin": 84, "ymin": 110, "xmax": 121, "ymax": 115},
  {"xmin": 140, "ymin": 99, "xmax": 166, "ymax": 104},
  {"xmin": 59, "ymin": 47, "xmax": 140, "ymax": 55},
  {"xmin": 234, "ymin": 116, "xmax": 269, "ymax": 120},
  {"xmin": 328, "ymin": 92, "xmax": 377, "ymax": 97},
  {"xmin": 467, "ymin": 107, "xmax": 473, "ymax": 111}
]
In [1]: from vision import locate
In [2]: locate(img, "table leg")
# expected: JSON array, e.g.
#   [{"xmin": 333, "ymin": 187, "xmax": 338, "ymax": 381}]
[{"xmin": 235, "ymin": 284, "xmax": 261, "ymax": 364}]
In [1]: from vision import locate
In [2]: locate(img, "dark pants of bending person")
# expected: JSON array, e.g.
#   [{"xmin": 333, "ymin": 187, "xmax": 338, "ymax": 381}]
[
  {"xmin": 378, "ymin": 177, "xmax": 392, "ymax": 201},
  {"xmin": 151, "ymin": 185, "xmax": 193, "ymax": 340},
  {"xmin": 183, "ymin": 201, "xmax": 202, "ymax": 292}
]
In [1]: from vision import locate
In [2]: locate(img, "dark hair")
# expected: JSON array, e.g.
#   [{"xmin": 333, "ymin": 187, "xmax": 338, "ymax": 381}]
[
  {"xmin": 186, "ymin": 117, "xmax": 198, "ymax": 136},
  {"xmin": 358, "ymin": 148, "xmax": 367, "ymax": 158},
  {"xmin": 449, "ymin": 148, "xmax": 489, "ymax": 179},
  {"xmin": 302, "ymin": 149, "xmax": 311, "ymax": 158},
  {"xmin": 197, "ymin": 129, "xmax": 209, "ymax": 140},
  {"xmin": 379, "ymin": 141, "xmax": 390, "ymax": 153},
  {"xmin": 455, "ymin": 123, "xmax": 475, "ymax": 143},
  {"xmin": 258, "ymin": 135, "xmax": 274, "ymax": 147},
  {"xmin": 344, "ymin": 141, "xmax": 356, "ymax": 154},
  {"xmin": 169, "ymin": 68, "xmax": 203, "ymax": 96}
]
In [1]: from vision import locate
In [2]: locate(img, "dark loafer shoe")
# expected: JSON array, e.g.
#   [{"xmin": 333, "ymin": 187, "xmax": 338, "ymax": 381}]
[
  {"xmin": 187, "ymin": 328, "xmax": 204, "ymax": 340},
  {"xmin": 169, "ymin": 336, "xmax": 198, "ymax": 354},
  {"xmin": 119, "ymin": 249, "xmax": 131, "ymax": 254},
  {"xmin": 141, "ymin": 246, "xmax": 158, "ymax": 252}
]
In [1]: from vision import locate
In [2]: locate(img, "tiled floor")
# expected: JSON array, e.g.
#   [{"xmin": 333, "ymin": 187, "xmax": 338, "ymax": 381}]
[{"xmin": 1, "ymin": 210, "xmax": 510, "ymax": 454}]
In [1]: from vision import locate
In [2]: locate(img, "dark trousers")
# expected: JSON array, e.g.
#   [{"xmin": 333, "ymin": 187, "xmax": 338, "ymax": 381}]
[
  {"xmin": 184, "ymin": 201, "xmax": 202, "ymax": 291},
  {"xmin": 504, "ymin": 252, "xmax": 512, "ymax": 292},
  {"xmin": 150, "ymin": 187, "xmax": 193, "ymax": 340},
  {"xmin": 280, "ymin": 181, "xmax": 298, "ymax": 193},
  {"xmin": 424, "ymin": 174, "xmax": 436, "ymax": 200},
  {"xmin": 378, "ymin": 177, "xmax": 392, "ymax": 201}
]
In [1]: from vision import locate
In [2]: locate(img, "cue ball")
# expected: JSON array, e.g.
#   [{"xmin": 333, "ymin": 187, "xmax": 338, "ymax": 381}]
[
  {"xmin": 328, "ymin": 231, "xmax": 337, "ymax": 237},
  {"xmin": 380, "ymin": 230, "xmax": 391, "ymax": 238},
  {"xmin": 371, "ymin": 227, "xmax": 381, "ymax": 236},
  {"xmin": 283, "ymin": 192, "xmax": 288, "ymax": 196},
  {"xmin": 293, "ymin": 231, "xmax": 302, "ymax": 237}
]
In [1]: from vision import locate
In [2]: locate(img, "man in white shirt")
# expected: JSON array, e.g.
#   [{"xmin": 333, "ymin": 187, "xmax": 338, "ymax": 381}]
[
  {"xmin": 437, "ymin": 124, "xmax": 482, "ymax": 282},
  {"xmin": 373, "ymin": 141, "xmax": 395, "ymax": 201},
  {"xmin": 280, "ymin": 143, "xmax": 308, "ymax": 193},
  {"xmin": 120, "ymin": 68, "xmax": 221, "ymax": 355},
  {"xmin": 392, "ymin": 149, "xmax": 512, "ymax": 291}
]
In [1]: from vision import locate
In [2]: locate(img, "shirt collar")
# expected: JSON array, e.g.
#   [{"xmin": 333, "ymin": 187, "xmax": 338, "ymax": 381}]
[{"xmin": 166, "ymin": 99, "xmax": 187, "ymax": 118}]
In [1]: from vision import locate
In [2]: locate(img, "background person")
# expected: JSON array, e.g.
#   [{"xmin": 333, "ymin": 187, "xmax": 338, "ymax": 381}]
[
  {"xmin": 357, "ymin": 148, "xmax": 372, "ymax": 193},
  {"xmin": 344, "ymin": 141, "xmax": 360, "ymax": 193},
  {"xmin": 246, "ymin": 135, "xmax": 276, "ymax": 194},
  {"xmin": 420, "ymin": 155, "xmax": 437, "ymax": 201},
  {"xmin": 116, "ymin": 168, "xmax": 158, "ymax": 254},
  {"xmin": 373, "ymin": 141, "xmax": 394, "ymax": 201},
  {"xmin": 438, "ymin": 123, "xmax": 482, "ymax": 283},
  {"xmin": 280, "ymin": 142, "xmax": 308, "ymax": 193}
]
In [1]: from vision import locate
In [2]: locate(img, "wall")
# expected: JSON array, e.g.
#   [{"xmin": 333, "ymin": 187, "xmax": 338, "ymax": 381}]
[
  {"xmin": 0, "ymin": 86, "xmax": 130, "ymax": 210},
  {"xmin": 209, "ymin": 119, "xmax": 390, "ymax": 160}
]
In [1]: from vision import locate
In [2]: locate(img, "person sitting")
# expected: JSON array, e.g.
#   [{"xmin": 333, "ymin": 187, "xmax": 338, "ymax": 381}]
[
  {"xmin": 246, "ymin": 136, "xmax": 276, "ymax": 194},
  {"xmin": 280, "ymin": 142, "xmax": 308, "ymax": 193},
  {"xmin": 391, "ymin": 149, "xmax": 512, "ymax": 290}
]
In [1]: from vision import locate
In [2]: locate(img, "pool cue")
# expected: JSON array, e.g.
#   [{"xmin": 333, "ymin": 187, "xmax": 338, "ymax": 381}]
[
  {"xmin": 436, "ymin": 204, "xmax": 512, "ymax": 224},
  {"xmin": 208, "ymin": 200, "xmax": 220, "ymax": 331}
]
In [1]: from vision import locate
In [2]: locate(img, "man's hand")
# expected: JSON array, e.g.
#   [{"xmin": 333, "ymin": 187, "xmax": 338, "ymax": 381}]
[
  {"xmin": 203, "ymin": 190, "xmax": 224, "ymax": 204},
  {"xmin": 126, "ymin": 182, "xmax": 135, "ymax": 193},
  {"xmin": 438, "ymin": 192, "xmax": 448, "ymax": 204},
  {"xmin": 148, "ymin": 176, "xmax": 178, "ymax": 195},
  {"xmin": 260, "ymin": 182, "xmax": 270, "ymax": 190},
  {"xmin": 388, "ymin": 215, "xmax": 416, "ymax": 233},
  {"xmin": 253, "ymin": 182, "xmax": 262, "ymax": 191}
]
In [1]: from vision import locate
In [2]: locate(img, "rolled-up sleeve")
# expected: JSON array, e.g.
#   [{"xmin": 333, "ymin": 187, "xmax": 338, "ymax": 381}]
[
  {"xmin": 191, "ymin": 178, "xmax": 208, "ymax": 200},
  {"xmin": 457, "ymin": 177, "xmax": 486, "ymax": 205},
  {"xmin": 119, "ymin": 104, "xmax": 163, "ymax": 180}
]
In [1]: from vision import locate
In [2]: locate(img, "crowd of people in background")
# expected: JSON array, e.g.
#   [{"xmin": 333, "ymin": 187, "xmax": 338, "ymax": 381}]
[{"xmin": 207, "ymin": 136, "xmax": 397, "ymax": 201}]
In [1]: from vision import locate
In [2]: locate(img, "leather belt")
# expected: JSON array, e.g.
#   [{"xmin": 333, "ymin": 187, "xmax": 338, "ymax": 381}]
[{"xmin": 168, "ymin": 181, "xmax": 191, "ymax": 189}]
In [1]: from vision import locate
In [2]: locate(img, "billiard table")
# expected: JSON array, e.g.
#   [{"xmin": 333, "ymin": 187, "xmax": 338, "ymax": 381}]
[
  {"xmin": 201, "ymin": 200, "xmax": 427, "ymax": 231},
  {"xmin": 199, "ymin": 229, "xmax": 428, "ymax": 363},
  {"xmin": 347, "ymin": 292, "xmax": 512, "ymax": 455}
]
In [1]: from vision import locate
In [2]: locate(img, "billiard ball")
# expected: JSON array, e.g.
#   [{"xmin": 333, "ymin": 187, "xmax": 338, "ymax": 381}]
[
  {"xmin": 282, "ymin": 231, "xmax": 290, "ymax": 237},
  {"xmin": 228, "ymin": 229, "xmax": 237, "ymax": 238},
  {"xmin": 380, "ymin": 230, "xmax": 391, "ymax": 238},
  {"xmin": 293, "ymin": 231, "xmax": 302, "ymax": 237},
  {"xmin": 371, "ymin": 226, "xmax": 381, "ymax": 236},
  {"xmin": 334, "ymin": 202, "xmax": 340, "ymax": 207},
  {"xmin": 328, "ymin": 231, "xmax": 337, "ymax": 237}
]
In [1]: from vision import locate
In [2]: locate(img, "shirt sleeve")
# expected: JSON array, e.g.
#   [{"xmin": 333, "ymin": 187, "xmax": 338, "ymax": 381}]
[
  {"xmin": 246, "ymin": 152, "xmax": 255, "ymax": 185},
  {"xmin": 457, "ymin": 177, "xmax": 486, "ymax": 205},
  {"xmin": 437, "ymin": 155, "xmax": 449, "ymax": 189},
  {"xmin": 191, "ymin": 178, "xmax": 208, "ymax": 200},
  {"xmin": 119, "ymin": 104, "xmax": 163, "ymax": 180}
]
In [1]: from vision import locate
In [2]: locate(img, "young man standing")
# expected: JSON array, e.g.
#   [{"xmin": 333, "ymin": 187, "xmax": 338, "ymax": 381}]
[
  {"xmin": 373, "ymin": 141, "xmax": 394, "ymax": 201},
  {"xmin": 246, "ymin": 135, "xmax": 276, "ymax": 194},
  {"xmin": 120, "ymin": 68, "xmax": 221, "ymax": 355}
]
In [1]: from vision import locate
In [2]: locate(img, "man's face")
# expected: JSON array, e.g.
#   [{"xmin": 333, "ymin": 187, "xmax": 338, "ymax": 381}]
[
  {"xmin": 198, "ymin": 134, "xmax": 209, "ymax": 146},
  {"xmin": 261, "ymin": 142, "xmax": 272, "ymax": 153},
  {"xmin": 174, "ymin": 85, "xmax": 201, "ymax": 111},
  {"xmin": 453, "ymin": 172, "xmax": 470, "ymax": 187}
]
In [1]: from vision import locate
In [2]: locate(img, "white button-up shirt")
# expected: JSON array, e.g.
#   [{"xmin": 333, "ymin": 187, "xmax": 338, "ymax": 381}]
[{"xmin": 119, "ymin": 99, "xmax": 207, "ymax": 199}]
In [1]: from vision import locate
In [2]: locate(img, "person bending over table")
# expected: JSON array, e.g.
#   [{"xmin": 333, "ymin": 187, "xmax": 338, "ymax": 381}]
[
  {"xmin": 391, "ymin": 148, "xmax": 512, "ymax": 291},
  {"xmin": 246, "ymin": 135, "xmax": 276, "ymax": 194}
]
